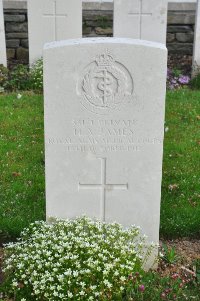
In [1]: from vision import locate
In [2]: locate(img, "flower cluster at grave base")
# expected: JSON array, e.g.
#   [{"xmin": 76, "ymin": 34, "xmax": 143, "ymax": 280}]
[
  {"xmin": 0, "ymin": 59, "xmax": 43, "ymax": 92},
  {"xmin": 2, "ymin": 217, "xmax": 154, "ymax": 301},
  {"xmin": 167, "ymin": 68, "xmax": 190, "ymax": 90}
]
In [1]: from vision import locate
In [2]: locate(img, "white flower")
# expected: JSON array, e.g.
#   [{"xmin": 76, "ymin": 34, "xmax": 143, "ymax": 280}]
[
  {"xmin": 120, "ymin": 276, "xmax": 126, "ymax": 282},
  {"xmin": 68, "ymin": 292, "xmax": 73, "ymax": 298},
  {"xmin": 4, "ymin": 217, "xmax": 151, "ymax": 300},
  {"xmin": 12, "ymin": 281, "xmax": 18, "ymax": 287},
  {"xmin": 103, "ymin": 279, "xmax": 112, "ymax": 288},
  {"xmin": 17, "ymin": 93, "xmax": 22, "ymax": 99}
]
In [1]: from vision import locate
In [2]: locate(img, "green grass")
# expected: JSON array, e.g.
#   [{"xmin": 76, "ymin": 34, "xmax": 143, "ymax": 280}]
[
  {"xmin": 0, "ymin": 90, "xmax": 200, "ymax": 241},
  {"xmin": 160, "ymin": 89, "xmax": 200, "ymax": 238},
  {"xmin": 0, "ymin": 93, "xmax": 45, "ymax": 241}
]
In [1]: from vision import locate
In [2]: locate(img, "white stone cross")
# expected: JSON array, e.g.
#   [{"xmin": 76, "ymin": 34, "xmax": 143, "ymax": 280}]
[
  {"xmin": 128, "ymin": 0, "xmax": 153, "ymax": 39},
  {"xmin": 79, "ymin": 158, "xmax": 128, "ymax": 222},
  {"xmin": 43, "ymin": 0, "xmax": 67, "ymax": 41}
]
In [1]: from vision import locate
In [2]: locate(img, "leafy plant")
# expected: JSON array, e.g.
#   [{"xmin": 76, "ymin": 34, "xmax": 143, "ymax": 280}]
[
  {"xmin": 167, "ymin": 68, "xmax": 190, "ymax": 90},
  {"xmin": 5, "ymin": 64, "xmax": 32, "ymax": 91},
  {"xmin": 125, "ymin": 270, "xmax": 194, "ymax": 301},
  {"xmin": 0, "ymin": 64, "xmax": 9, "ymax": 92},
  {"xmin": 2, "ymin": 217, "xmax": 154, "ymax": 301},
  {"xmin": 193, "ymin": 259, "xmax": 200, "ymax": 284},
  {"xmin": 96, "ymin": 15, "xmax": 110, "ymax": 28},
  {"xmin": 29, "ymin": 58, "xmax": 43, "ymax": 92},
  {"xmin": 162, "ymin": 243, "xmax": 178, "ymax": 265},
  {"xmin": 0, "ymin": 59, "xmax": 44, "ymax": 92},
  {"xmin": 190, "ymin": 73, "xmax": 200, "ymax": 90}
]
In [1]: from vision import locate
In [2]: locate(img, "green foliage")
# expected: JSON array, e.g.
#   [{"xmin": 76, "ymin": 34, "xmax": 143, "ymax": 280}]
[
  {"xmin": 2, "ymin": 218, "xmax": 199, "ymax": 301},
  {"xmin": 0, "ymin": 59, "xmax": 43, "ymax": 92},
  {"xmin": 161, "ymin": 244, "xmax": 178, "ymax": 264},
  {"xmin": 29, "ymin": 58, "xmax": 43, "ymax": 92},
  {"xmin": 193, "ymin": 259, "xmax": 200, "ymax": 284},
  {"xmin": 0, "ymin": 93, "xmax": 45, "ymax": 241},
  {"xmin": 5, "ymin": 64, "xmax": 32, "ymax": 91},
  {"xmin": 96, "ymin": 15, "xmax": 110, "ymax": 28},
  {"xmin": 172, "ymin": 68, "xmax": 182, "ymax": 77},
  {"xmin": 0, "ymin": 64, "xmax": 9, "ymax": 92},
  {"xmin": 160, "ymin": 90, "xmax": 200, "ymax": 238},
  {"xmin": 2, "ymin": 217, "xmax": 153, "ymax": 301},
  {"xmin": 125, "ymin": 270, "xmax": 199, "ymax": 301},
  {"xmin": 190, "ymin": 73, "xmax": 200, "ymax": 90}
]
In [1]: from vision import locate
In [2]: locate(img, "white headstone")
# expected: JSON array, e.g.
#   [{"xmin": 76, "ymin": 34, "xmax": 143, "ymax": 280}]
[
  {"xmin": 0, "ymin": 0, "xmax": 7, "ymax": 67},
  {"xmin": 44, "ymin": 38, "xmax": 167, "ymax": 248},
  {"xmin": 193, "ymin": 0, "xmax": 200, "ymax": 76},
  {"xmin": 114, "ymin": 0, "xmax": 168, "ymax": 44},
  {"xmin": 28, "ymin": 0, "xmax": 82, "ymax": 64}
]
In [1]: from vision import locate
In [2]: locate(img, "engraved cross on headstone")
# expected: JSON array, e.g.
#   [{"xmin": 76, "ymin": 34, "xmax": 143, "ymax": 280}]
[
  {"xmin": 43, "ymin": 0, "xmax": 67, "ymax": 41},
  {"xmin": 79, "ymin": 158, "xmax": 128, "ymax": 222},
  {"xmin": 128, "ymin": 0, "xmax": 152, "ymax": 39}
]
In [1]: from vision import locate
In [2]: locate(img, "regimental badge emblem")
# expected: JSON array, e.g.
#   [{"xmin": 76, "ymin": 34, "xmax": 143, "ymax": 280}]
[{"xmin": 77, "ymin": 51, "xmax": 134, "ymax": 115}]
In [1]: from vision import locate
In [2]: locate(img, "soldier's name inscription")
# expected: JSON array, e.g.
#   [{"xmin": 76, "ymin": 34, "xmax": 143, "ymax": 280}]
[{"xmin": 47, "ymin": 118, "xmax": 162, "ymax": 153}]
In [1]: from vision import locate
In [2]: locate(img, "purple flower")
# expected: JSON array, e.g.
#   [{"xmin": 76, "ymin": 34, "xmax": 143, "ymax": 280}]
[
  {"xmin": 167, "ymin": 68, "xmax": 172, "ymax": 78},
  {"xmin": 178, "ymin": 75, "xmax": 190, "ymax": 85},
  {"xmin": 138, "ymin": 284, "xmax": 145, "ymax": 292}
]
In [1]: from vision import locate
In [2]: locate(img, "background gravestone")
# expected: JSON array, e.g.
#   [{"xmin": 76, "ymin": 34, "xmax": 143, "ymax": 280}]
[
  {"xmin": 0, "ymin": 0, "xmax": 7, "ymax": 66},
  {"xmin": 28, "ymin": 0, "xmax": 82, "ymax": 64},
  {"xmin": 193, "ymin": 0, "xmax": 200, "ymax": 76},
  {"xmin": 44, "ymin": 37, "xmax": 167, "ymax": 248},
  {"xmin": 114, "ymin": 0, "xmax": 168, "ymax": 44}
]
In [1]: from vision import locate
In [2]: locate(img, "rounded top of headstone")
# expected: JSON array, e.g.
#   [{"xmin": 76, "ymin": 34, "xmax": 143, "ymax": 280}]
[{"xmin": 43, "ymin": 37, "xmax": 167, "ymax": 51}]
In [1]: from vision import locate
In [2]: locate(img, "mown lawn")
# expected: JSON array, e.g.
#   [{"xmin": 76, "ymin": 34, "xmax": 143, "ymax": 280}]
[
  {"xmin": 160, "ymin": 89, "xmax": 200, "ymax": 238},
  {"xmin": 0, "ymin": 90, "xmax": 199, "ymax": 241},
  {"xmin": 0, "ymin": 93, "xmax": 45, "ymax": 240}
]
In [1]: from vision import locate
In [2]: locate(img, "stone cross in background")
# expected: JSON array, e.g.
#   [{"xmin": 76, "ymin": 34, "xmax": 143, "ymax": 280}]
[
  {"xmin": 44, "ymin": 37, "xmax": 167, "ymax": 252},
  {"xmin": 114, "ymin": 0, "xmax": 168, "ymax": 44},
  {"xmin": 43, "ymin": 0, "xmax": 67, "ymax": 41},
  {"xmin": 28, "ymin": 0, "xmax": 82, "ymax": 65},
  {"xmin": 192, "ymin": 0, "xmax": 200, "ymax": 77},
  {"xmin": 128, "ymin": 0, "xmax": 152, "ymax": 39},
  {"xmin": 0, "ymin": 0, "xmax": 7, "ymax": 67}
]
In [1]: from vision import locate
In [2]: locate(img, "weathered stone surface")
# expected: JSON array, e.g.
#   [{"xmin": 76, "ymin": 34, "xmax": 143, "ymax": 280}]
[
  {"xmin": 0, "ymin": 0, "xmax": 7, "ymax": 66},
  {"xmin": 6, "ymin": 22, "xmax": 28, "ymax": 32},
  {"xmin": 6, "ymin": 32, "xmax": 28, "ymax": 39},
  {"xmin": 176, "ymin": 32, "xmax": 194, "ymax": 43},
  {"xmin": 4, "ymin": 14, "xmax": 25, "ymax": 22},
  {"xmin": 167, "ymin": 25, "xmax": 193, "ymax": 33},
  {"xmin": 83, "ymin": 10, "xmax": 113, "ymax": 21},
  {"xmin": 6, "ymin": 39, "xmax": 20, "ymax": 47},
  {"xmin": 16, "ymin": 46, "xmax": 29, "ymax": 60},
  {"xmin": 6, "ymin": 48, "xmax": 15, "ymax": 59},
  {"xmin": 21, "ymin": 38, "xmax": 28, "ymax": 48},
  {"xmin": 83, "ymin": 30, "xmax": 97, "ymax": 38},
  {"xmin": 114, "ymin": 0, "xmax": 168, "ymax": 44},
  {"xmin": 44, "ymin": 38, "xmax": 167, "ymax": 259},
  {"xmin": 83, "ymin": 26, "xmax": 92, "ymax": 35},
  {"xmin": 95, "ymin": 27, "xmax": 112, "ymax": 35},
  {"xmin": 167, "ymin": 43, "xmax": 193, "ymax": 55},
  {"xmin": 4, "ymin": 9, "xmax": 27, "ymax": 14},
  {"xmin": 167, "ymin": 33, "xmax": 175, "ymax": 43},
  {"xmin": 28, "ymin": 0, "xmax": 82, "ymax": 64},
  {"xmin": 168, "ymin": 12, "xmax": 195, "ymax": 25}
]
